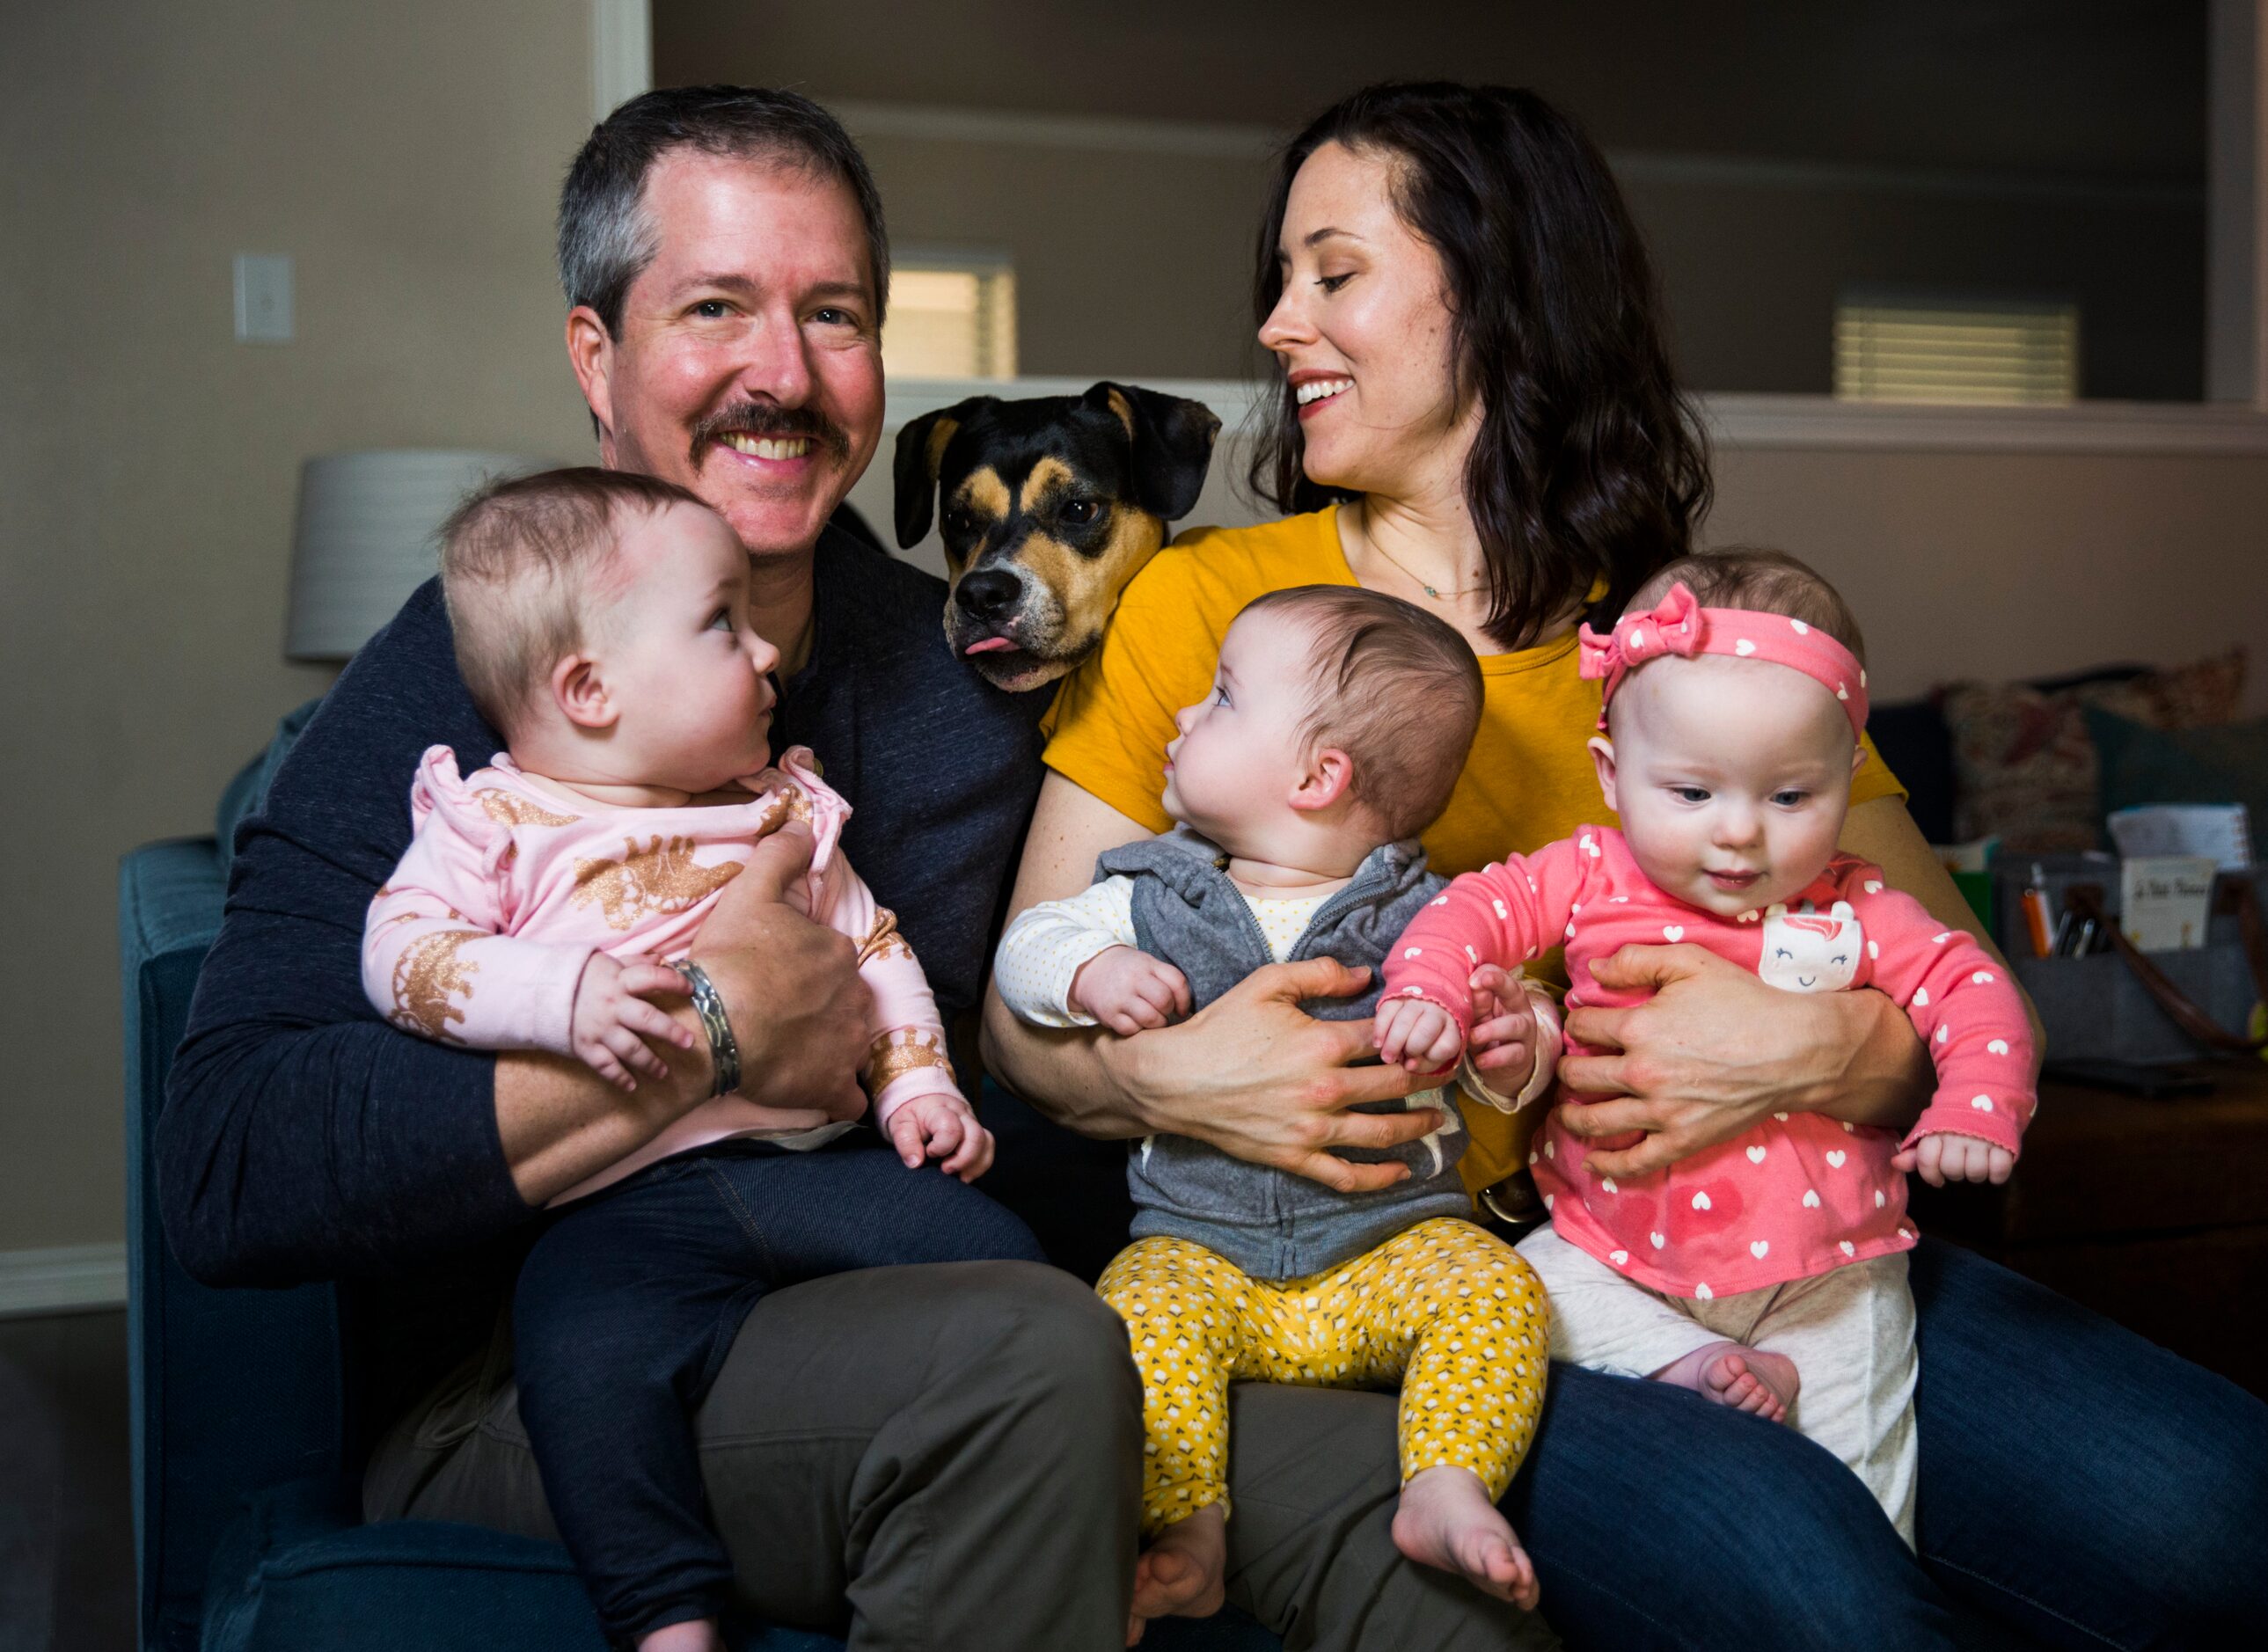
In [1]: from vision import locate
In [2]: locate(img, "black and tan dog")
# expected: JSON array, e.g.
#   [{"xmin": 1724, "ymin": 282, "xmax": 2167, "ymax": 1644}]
[{"xmin": 893, "ymin": 381, "xmax": 1221, "ymax": 693}]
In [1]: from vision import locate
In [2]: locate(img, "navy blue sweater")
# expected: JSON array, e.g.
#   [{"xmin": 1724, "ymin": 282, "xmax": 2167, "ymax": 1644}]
[{"xmin": 161, "ymin": 525, "xmax": 1045, "ymax": 1427}]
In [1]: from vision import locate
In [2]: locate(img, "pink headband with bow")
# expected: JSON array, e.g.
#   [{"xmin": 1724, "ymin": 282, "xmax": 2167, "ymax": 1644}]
[{"xmin": 1577, "ymin": 581, "xmax": 1869, "ymax": 739}]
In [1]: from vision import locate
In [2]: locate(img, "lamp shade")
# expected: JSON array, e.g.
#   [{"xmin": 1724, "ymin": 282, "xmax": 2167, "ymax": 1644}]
[{"xmin": 285, "ymin": 450, "xmax": 555, "ymax": 661}]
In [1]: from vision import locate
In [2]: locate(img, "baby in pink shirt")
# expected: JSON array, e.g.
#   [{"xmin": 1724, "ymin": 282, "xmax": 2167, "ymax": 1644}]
[
  {"xmin": 362, "ymin": 475, "xmax": 987, "ymax": 1192},
  {"xmin": 1379, "ymin": 549, "xmax": 2037, "ymax": 1546},
  {"xmin": 359, "ymin": 467, "xmax": 1032, "ymax": 1652}
]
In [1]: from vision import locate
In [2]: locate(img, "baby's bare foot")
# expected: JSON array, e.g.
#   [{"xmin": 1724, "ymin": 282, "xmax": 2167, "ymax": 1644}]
[
  {"xmin": 638, "ymin": 1617, "xmax": 724, "ymax": 1652},
  {"xmin": 1654, "ymin": 1340, "xmax": 1801, "ymax": 1423},
  {"xmin": 1391, "ymin": 1465, "xmax": 1540, "ymax": 1611},
  {"xmin": 1128, "ymin": 1502, "xmax": 1226, "ymax": 1646}
]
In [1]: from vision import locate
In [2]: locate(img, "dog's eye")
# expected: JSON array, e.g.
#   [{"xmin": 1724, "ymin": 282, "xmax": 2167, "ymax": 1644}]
[
  {"xmin": 943, "ymin": 508, "xmax": 977, "ymax": 537},
  {"xmin": 1059, "ymin": 499, "xmax": 1101, "ymax": 526}
]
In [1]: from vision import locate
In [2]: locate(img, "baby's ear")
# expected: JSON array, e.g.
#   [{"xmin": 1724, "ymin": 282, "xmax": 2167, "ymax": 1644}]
[
  {"xmin": 1587, "ymin": 735, "xmax": 1620, "ymax": 813},
  {"xmin": 1290, "ymin": 744, "xmax": 1355, "ymax": 814},
  {"xmin": 552, "ymin": 654, "xmax": 617, "ymax": 730},
  {"xmin": 1851, "ymin": 741, "xmax": 1869, "ymax": 775}
]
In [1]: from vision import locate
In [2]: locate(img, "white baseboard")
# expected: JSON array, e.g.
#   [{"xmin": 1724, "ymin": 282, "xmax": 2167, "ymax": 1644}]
[{"xmin": 0, "ymin": 1243, "xmax": 128, "ymax": 1319}]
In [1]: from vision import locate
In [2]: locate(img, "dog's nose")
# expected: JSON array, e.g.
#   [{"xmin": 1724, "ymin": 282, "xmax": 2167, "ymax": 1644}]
[{"xmin": 955, "ymin": 569, "xmax": 1022, "ymax": 621}]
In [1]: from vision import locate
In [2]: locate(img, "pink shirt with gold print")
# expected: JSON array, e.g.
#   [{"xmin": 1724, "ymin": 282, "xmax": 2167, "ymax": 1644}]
[
  {"xmin": 362, "ymin": 743, "xmax": 959, "ymax": 1205},
  {"xmin": 1383, "ymin": 827, "xmax": 2035, "ymax": 1300}
]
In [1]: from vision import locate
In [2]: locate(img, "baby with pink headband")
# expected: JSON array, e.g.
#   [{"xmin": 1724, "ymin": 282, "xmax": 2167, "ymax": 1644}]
[{"xmin": 1377, "ymin": 548, "xmax": 2038, "ymax": 1545}]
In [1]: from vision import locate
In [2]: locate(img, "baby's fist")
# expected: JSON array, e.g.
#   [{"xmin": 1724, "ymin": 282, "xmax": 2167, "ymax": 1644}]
[
  {"xmin": 1893, "ymin": 1132, "xmax": 2015, "ymax": 1188},
  {"xmin": 1070, "ymin": 946, "xmax": 1191, "ymax": 1035},
  {"xmin": 884, "ymin": 1091, "xmax": 995, "ymax": 1181},
  {"xmin": 1375, "ymin": 993, "xmax": 1464, "ymax": 1072}
]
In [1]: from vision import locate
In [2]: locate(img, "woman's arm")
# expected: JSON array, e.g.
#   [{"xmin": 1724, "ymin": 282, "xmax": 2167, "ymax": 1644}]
[
  {"xmin": 1555, "ymin": 795, "xmax": 2038, "ymax": 1181},
  {"xmin": 980, "ymin": 773, "xmax": 1446, "ymax": 1195}
]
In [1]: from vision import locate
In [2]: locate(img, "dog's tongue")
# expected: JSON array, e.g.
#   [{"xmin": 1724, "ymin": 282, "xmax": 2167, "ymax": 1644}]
[{"xmin": 962, "ymin": 638, "xmax": 1016, "ymax": 655}]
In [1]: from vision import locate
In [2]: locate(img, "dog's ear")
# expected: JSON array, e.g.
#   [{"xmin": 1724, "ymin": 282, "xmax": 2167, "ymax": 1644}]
[
  {"xmin": 892, "ymin": 398, "xmax": 991, "ymax": 548},
  {"xmin": 1084, "ymin": 383, "xmax": 1222, "ymax": 523}
]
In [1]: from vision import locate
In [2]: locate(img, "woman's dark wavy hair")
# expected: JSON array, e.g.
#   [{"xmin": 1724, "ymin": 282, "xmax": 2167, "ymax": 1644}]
[{"xmin": 1247, "ymin": 82, "xmax": 1711, "ymax": 650}]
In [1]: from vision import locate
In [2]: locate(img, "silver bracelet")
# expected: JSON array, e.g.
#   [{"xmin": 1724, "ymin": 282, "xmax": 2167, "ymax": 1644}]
[{"xmin": 677, "ymin": 961, "xmax": 740, "ymax": 1098}]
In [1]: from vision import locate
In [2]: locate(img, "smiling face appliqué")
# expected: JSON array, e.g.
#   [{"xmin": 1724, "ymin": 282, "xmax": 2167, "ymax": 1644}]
[{"xmin": 1757, "ymin": 900, "xmax": 1863, "ymax": 994}]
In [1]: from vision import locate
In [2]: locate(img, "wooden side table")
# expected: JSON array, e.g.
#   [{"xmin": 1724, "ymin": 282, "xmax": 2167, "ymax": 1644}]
[{"xmin": 1910, "ymin": 1057, "xmax": 2268, "ymax": 1396}]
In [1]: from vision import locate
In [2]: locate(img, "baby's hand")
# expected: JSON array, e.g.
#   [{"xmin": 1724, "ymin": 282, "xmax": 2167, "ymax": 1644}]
[
  {"xmin": 1374, "ymin": 994, "xmax": 1464, "ymax": 1072},
  {"xmin": 1070, "ymin": 945, "xmax": 1191, "ymax": 1035},
  {"xmin": 1891, "ymin": 1132, "xmax": 2016, "ymax": 1188},
  {"xmin": 1466, "ymin": 963, "xmax": 1540, "ymax": 1068},
  {"xmin": 884, "ymin": 1091, "xmax": 995, "ymax": 1181},
  {"xmin": 571, "ymin": 954, "xmax": 698, "ymax": 1092}
]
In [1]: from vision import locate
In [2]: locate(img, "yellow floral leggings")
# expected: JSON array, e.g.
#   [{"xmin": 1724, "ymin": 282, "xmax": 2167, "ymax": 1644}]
[{"xmin": 1097, "ymin": 1217, "xmax": 1551, "ymax": 1535}]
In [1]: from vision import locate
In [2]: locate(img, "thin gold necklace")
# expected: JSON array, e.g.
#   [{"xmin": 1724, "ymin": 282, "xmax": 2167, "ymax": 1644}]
[{"xmin": 1363, "ymin": 533, "xmax": 1486, "ymax": 600}]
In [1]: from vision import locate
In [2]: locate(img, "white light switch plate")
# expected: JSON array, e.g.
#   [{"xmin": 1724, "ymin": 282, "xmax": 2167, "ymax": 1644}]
[{"xmin": 234, "ymin": 253, "xmax": 294, "ymax": 343}]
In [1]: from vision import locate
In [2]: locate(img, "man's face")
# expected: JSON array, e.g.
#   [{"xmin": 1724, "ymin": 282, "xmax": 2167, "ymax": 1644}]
[{"xmin": 570, "ymin": 150, "xmax": 885, "ymax": 559}]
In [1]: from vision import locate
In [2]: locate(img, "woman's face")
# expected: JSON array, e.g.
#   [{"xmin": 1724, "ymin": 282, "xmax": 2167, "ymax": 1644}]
[{"xmin": 1259, "ymin": 141, "xmax": 1475, "ymax": 502}]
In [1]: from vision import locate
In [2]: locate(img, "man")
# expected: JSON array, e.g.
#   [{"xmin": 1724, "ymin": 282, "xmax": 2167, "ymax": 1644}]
[{"xmin": 164, "ymin": 88, "xmax": 1533, "ymax": 1651}]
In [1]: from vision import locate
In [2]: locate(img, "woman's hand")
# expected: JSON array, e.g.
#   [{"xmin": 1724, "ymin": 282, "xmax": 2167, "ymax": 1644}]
[
  {"xmin": 1112, "ymin": 956, "xmax": 1444, "ymax": 1194},
  {"xmin": 1555, "ymin": 943, "xmax": 1928, "ymax": 1180}
]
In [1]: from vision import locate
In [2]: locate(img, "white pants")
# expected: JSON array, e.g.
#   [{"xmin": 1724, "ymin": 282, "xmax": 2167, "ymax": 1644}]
[{"xmin": 1518, "ymin": 1224, "xmax": 1919, "ymax": 1546}]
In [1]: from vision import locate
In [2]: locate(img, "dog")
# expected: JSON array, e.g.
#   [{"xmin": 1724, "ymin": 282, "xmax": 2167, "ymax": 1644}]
[{"xmin": 893, "ymin": 381, "xmax": 1220, "ymax": 693}]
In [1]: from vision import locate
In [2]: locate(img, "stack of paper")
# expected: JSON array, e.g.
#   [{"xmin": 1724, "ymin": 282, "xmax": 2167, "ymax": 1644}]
[{"xmin": 2107, "ymin": 804, "xmax": 2253, "ymax": 874}]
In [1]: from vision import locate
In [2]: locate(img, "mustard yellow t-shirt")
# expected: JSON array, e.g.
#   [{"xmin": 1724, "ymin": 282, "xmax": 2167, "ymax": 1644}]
[{"xmin": 1043, "ymin": 506, "xmax": 1908, "ymax": 1187}]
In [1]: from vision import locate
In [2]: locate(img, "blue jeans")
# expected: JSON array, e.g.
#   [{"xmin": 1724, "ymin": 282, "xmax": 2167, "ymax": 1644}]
[
  {"xmin": 1503, "ymin": 1236, "xmax": 2268, "ymax": 1649},
  {"xmin": 510, "ymin": 1139, "xmax": 1046, "ymax": 1646}
]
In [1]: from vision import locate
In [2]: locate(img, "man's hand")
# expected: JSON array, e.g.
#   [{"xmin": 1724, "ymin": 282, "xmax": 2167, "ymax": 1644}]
[
  {"xmin": 1555, "ymin": 943, "xmax": 1920, "ymax": 1180},
  {"xmin": 570, "ymin": 954, "xmax": 698, "ymax": 1091},
  {"xmin": 1893, "ymin": 1132, "xmax": 2015, "ymax": 1188},
  {"xmin": 883, "ymin": 1091, "xmax": 996, "ymax": 1181},
  {"xmin": 1374, "ymin": 995, "xmax": 1462, "ymax": 1071},
  {"xmin": 1071, "ymin": 945, "xmax": 1191, "ymax": 1035},
  {"xmin": 1111, "ymin": 957, "xmax": 1442, "ymax": 1195},
  {"xmin": 691, "ymin": 822, "xmax": 872, "ymax": 1118}
]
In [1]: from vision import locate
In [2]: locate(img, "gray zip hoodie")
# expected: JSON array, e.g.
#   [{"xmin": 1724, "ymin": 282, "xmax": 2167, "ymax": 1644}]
[{"xmin": 1094, "ymin": 829, "xmax": 1474, "ymax": 1280}]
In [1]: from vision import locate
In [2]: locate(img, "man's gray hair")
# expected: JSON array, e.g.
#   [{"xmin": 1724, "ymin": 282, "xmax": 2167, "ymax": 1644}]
[{"xmin": 558, "ymin": 85, "xmax": 890, "ymax": 339}]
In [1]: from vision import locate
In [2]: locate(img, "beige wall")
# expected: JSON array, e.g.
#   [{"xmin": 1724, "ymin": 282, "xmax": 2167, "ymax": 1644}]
[
  {"xmin": 0, "ymin": 0, "xmax": 596, "ymax": 1253},
  {"xmin": 1708, "ymin": 443, "xmax": 2268, "ymax": 713}
]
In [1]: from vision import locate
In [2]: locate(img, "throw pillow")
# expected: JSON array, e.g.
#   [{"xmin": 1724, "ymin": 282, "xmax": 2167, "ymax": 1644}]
[
  {"xmin": 2086, "ymin": 705, "xmax": 2268, "ymax": 852},
  {"xmin": 1940, "ymin": 647, "xmax": 2246, "ymax": 852}
]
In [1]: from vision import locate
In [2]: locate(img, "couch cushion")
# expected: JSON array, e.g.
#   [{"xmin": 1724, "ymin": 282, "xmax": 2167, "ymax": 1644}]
[
  {"xmin": 2087, "ymin": 705, "xmax": 2268, "ymax": 842},
  {"xmin": 1940, "ymin": 647, "xmax": 2246, "ymax": 852}
]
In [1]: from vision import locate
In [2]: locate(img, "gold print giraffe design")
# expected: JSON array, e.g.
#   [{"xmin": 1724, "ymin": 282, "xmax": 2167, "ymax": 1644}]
[
  {"xmin": 476, "ymin": 789, "xmax": 581, "ymax": 828},
  {"xmin": 857, "ymin": 908, "xmax": 916, "ymax": 966},
  {"xmin": 866, "ymin": 1027, "xmax": 952, "ymax": 1091},
  {"xmin": 571, "ymin": 836, "xmax": 743, "ymax": 931},
  {"xmin": 391, "ymin": 930, "xmax": 485, "ymax": 1042}
]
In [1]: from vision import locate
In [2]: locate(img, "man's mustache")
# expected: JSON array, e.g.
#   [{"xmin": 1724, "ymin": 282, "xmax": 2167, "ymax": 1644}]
[{"xmin": 690, "ymin": 402, "xmax": 852, "ymax": 465}]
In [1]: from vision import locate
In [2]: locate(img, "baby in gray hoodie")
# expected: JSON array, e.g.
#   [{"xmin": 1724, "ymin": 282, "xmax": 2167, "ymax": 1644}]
[{"xmin": 996, "ymin": 584, "xmax": 1557, "ymax": 1636}]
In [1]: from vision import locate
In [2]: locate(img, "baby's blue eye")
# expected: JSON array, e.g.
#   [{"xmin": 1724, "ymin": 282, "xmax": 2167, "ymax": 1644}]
[
  {"xmin": 1213, "ymin": 684, "xmax": 1230, "ymax": 706},
  {"xmin": 1774, "ymin": 790, "xmax": 1809, "ymax": 807},
  {"xmin": 1672, "ymin": 786, "xmax": 1708, "ymax": 803},
  {"xmin": 709, "ymin": 609, "xmax": 733, "ymax": 631}
]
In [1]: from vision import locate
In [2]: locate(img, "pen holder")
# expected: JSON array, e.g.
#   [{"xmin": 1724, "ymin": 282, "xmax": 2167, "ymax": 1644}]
[{"xmin": 1993, "ymin": 858, "xmax": 2267, "ymax": 1064}]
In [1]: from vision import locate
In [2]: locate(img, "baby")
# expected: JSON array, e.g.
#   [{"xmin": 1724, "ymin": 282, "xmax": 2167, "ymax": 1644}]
[
  {"xmin": 1379, "ymin": 549, "xmax": 2037, "ymax": 1546},
  {"xmin": 996, "ymin": 585, "xmax": 1557, "ymax": 1634},
  {"xmin": 362, "ymin": 467, "xmax": 1029, "ymax": 1652}
]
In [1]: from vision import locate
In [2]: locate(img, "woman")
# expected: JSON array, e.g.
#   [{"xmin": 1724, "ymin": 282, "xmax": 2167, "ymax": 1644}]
[{"xmin": 984, "ymin": 83, "xmax": 2268, "ymax": 1648}]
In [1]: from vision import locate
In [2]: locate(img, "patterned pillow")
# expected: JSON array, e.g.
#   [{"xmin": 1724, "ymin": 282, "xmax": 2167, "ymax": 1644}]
[{"xmin": 1939, "ymin": 647, "xmax": 2246, "ymax": 852}]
